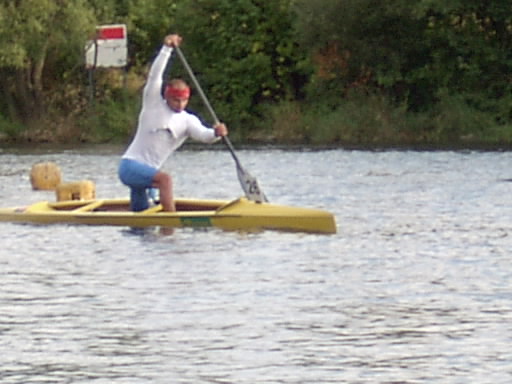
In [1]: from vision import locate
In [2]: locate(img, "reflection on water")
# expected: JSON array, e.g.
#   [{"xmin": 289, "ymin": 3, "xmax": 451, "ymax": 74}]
[{"xmin": 1, "ymin": 147, "xmax": 511, "ymax": 383}]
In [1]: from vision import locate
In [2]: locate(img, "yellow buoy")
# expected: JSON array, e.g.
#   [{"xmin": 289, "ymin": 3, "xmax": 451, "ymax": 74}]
[
  {"xmin": 56, "ymin": 180, "xmax": 96, "ymax": 201},
  {"xmin": 30, "ymin": 162, "xmax": 62, "ymax": 190}
]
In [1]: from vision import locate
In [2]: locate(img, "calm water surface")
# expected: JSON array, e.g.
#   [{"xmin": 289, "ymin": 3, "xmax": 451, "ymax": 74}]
[{"xmin": 0, "ymin": 146, "xmax": 511, "ymax": 383}]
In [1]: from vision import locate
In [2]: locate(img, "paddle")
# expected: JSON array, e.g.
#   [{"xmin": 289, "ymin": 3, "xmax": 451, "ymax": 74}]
[{"xmin": 174, "ymin": 46, "xmax": 268, "ymax": 203}]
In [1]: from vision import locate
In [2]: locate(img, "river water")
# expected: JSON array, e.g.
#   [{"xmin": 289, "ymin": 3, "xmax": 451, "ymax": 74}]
[{"xmin": 0, "ymin": 145, "xmax": 511, "ymax": 383}]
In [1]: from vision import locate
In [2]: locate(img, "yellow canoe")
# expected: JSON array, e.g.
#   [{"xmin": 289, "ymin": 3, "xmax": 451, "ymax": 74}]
[{"xmin": 0, "ymin": 197, "xmax": 337, "ymax": 234}]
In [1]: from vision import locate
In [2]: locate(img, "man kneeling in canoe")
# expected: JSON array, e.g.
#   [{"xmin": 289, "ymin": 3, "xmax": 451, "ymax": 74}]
[{"xmin": 118, "ymin": 34, "xmax": 228, "ymax": 212}]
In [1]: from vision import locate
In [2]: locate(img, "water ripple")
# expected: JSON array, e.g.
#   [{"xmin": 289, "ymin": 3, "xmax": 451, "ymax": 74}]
[{"xmin": 1, "ymin": 148, "xmax": 511, "ymax": 383}]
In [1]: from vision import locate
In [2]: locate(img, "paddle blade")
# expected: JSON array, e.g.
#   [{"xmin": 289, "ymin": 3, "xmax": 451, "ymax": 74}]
[{"xmin": 236, "ymin": 165, "xmax": 268, "ymax": 203}]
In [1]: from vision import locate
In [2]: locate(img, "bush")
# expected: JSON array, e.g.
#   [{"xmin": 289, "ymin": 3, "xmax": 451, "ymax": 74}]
[
  {"xmin": 78, "ymin": 89, "xmax": 141, "ymax": 143},
  {"xmin": 0, "ymin": 113, "xmax": 26, "ymax": 140},
  {"xmin": 263, "ymin": 91, "xmax": 413, "ymax": 146},
  {"xmin": 427, "ymin": 90, "xmax": 498, "ymax": 144}
]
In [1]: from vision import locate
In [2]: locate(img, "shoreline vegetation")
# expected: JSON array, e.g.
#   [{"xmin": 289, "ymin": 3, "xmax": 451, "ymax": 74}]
[
  {"xmin": 1, "ymin": 1, "xmax": 511, "ymax": 150},
  {"xmin": 1, "ymin": 87, "xmax": 511, "ymax": 150}
]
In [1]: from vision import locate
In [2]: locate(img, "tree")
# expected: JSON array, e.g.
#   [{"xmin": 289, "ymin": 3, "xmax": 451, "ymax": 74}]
[
  {"xmin": 0, "ymin": 0, "xmax": 95, "ymax": 126},
  {"xmin": 171, "ymin": 0, "xmax": 303, "ymax": 132},
  {"xmin": 292, "ymin": 0, "xmax": 512, "ymax": 117},
  {"xmin": 125, "ymin": 0, "xmax": 181, "ymax": 65}
]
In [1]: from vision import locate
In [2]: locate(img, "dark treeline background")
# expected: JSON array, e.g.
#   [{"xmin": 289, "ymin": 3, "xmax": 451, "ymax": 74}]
[{"xmin": 0, "ymin": 0, "xmax": 511, "ymax": 147}]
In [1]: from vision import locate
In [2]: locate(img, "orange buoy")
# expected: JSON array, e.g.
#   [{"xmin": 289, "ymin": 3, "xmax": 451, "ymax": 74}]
[
  {"xmin": 30, "ymin": 162, "xmax": 62, "ymax": 190},
  {"xmin": 56, "ymin": 180, "xmax": 96, "ymax": 201}
]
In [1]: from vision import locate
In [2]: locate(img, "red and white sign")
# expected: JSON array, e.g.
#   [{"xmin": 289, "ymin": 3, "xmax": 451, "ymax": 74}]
[{"xmin": 85, "ymin": 24, "xmax": 127, "ymax": 68}]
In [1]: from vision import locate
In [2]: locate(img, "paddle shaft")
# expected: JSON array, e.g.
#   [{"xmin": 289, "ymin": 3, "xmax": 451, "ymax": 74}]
[
  {"xmin": 174, "ymin": 46, "xmax": 267, "ymax": 202},
  {"xmin": 174, "ymin": 46, "xmax": 242, "ymax": 168}
]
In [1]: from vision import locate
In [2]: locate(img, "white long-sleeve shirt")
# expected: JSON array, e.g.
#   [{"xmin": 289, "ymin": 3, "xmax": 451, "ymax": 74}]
[{"xmin": 122, "ymin": 45, "xmax": 218, "ymax": 168}]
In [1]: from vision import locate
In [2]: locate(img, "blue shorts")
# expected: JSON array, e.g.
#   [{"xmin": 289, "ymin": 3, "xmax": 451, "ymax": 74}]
[{"xmin": 118, "ymin": 158, "xmax": 158, "ymax": 211}]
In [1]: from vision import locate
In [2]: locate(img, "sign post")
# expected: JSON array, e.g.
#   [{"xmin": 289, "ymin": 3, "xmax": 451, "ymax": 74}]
[
  {"xmin": 85, "ymin": 24, "xmax": 127, "ymax": 68},
  {"xmin": 85, "ymin": 24, "xmax": 128, "ymax": 103}
]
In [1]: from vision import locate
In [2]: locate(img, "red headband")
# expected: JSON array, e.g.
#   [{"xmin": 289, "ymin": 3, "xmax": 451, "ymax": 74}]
[{"xmin": 165, "ymin": 85, "xmax": 190, "ymax": 100}]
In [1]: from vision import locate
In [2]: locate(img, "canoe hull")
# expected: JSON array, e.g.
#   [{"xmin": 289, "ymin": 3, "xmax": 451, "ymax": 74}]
[{"xmin": 0, "ymin": 197, "xmax": 337, "ymax": 234}]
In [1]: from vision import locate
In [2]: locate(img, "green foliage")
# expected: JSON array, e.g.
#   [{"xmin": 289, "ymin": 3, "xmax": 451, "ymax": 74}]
[
  {"xmin": 0, "ymin": 113, "xmax": 27, "ymax": 139},
  {"xmin": 263, "ymin": 91, "xmax": 413, "ymax": 145},
  {"xmin": 0, "ymin": 0, "xmax": 95, "ymax": 70},
  {"xmin": 292, "ymin": 0, "xmax": 426, "ymax": 106},
  {"xmin": 257, "ymin": 100, "xmax": 304, "ymax": 143},
  {"xmin": 126, "ymin": 0, "xmax": 181, "ymax": 64},
  {"xmin": 293, "ymin": 0, "xmax": 512, "ymax": 117},
  {"xmin": 426, "ymin": 90, "xmax": 505, "ymax": 144},
  {"xmin": 79, "ymin": 89, "xmax": 140, "ymax": 142},
  {"xmin": 173, "ymin": 0, "xmax": 303, "ymax": 133},
  {"xmin": 0, "ymin": 0, "xmax": 511, "ymax": 147},
  {"xmin": 0, "ymin": 0, "xmax": 95, "ymax": 124},
  {"xmin": 310, "ymin": 92, "xmax": 408, "ymax": 145}
]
